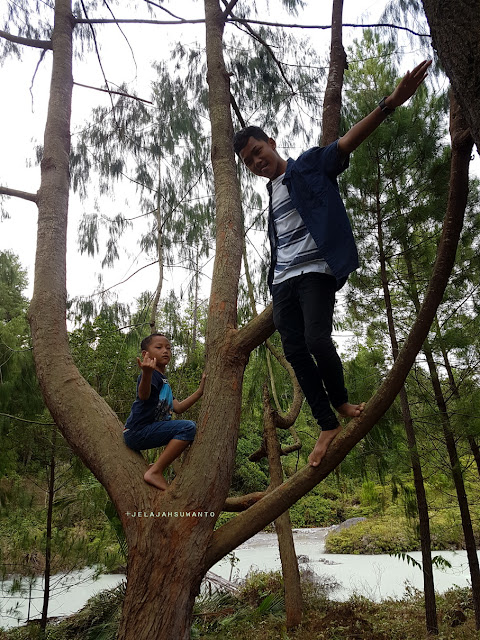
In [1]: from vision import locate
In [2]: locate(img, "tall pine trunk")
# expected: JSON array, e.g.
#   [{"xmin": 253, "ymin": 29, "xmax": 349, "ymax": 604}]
[
  {"xmin": 401, "ymin": 96, "xmax": 480, "ymax": 624},
  {"xmin": 376, "ymin": 164, "xmax": 438, "ymax": 634}
]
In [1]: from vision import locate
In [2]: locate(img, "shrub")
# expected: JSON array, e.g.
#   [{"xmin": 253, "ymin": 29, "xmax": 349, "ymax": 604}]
[{"xmin": 325, "ymin": 517, "xmax": 418, "ymax": 554}]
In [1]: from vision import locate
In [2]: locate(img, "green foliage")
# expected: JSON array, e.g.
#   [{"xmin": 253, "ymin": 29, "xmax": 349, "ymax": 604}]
[
  {"xmin": 324, "ymin": 516, "xmax": 419, "ymax": 554},
  {"xmin": 69, "ymin": 313, "xmax": 139, "ymax": 419},
  {"xmin": 289, "ymin": 495, "xmax": 340, "ymax": 527}
]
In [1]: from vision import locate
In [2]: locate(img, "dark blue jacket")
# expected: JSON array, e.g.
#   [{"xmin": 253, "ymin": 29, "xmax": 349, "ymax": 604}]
[{"xmin": 267, "ymin": 140, "xmax": 359, "ymax": 292}]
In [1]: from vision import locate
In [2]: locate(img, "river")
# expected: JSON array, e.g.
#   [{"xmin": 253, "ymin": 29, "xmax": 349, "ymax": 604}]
[{"xmin": 1, "ymin": 527, "xmax": 476, "ymax": 629}]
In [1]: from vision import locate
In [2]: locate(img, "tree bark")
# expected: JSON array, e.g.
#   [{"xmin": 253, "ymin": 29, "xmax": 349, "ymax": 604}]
[
  {"xmin": 377, "ymin": 164, "xmax": 438, "ymax": 634},
  {"xmin": 321, "ymin": 0, "xmax": 346, "ymax": 147},
  {"xmin": 421, "ymin": 0, "xmax": 480, "ymax": 154},
  {"xmin": 40, "ymin": 427, "xmax": 56, "ymax": 632},
  {"xmin": 263, "ymin": 386, "xmax": 302, "ymax": 629},
  {"xmin": 149, "ymin": 153, "xmax": 164, "ymax": 333}
]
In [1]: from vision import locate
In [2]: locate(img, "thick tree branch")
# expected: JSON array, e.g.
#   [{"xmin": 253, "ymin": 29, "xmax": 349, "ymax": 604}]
[
  {"xmin": 0, "ymin": 29, "xmax": 52, "ymax": 50},
  {"xmin": 234, "ymin": 304, "xmax": 275, "ymax": 354},
  {"xmin": 249, "ymin": 440, "xmax": 301, "ymax": 463},
  {"xmin": 206, "ymin": 103, "xmax": 473, "ymax": 566},
  {"xmin": 0, "ymin": 187, "xmax": 38, "ymax": 203},
  {"xmin": 223, "ymin": 491, "xmax": 266, "ymax": 511}
]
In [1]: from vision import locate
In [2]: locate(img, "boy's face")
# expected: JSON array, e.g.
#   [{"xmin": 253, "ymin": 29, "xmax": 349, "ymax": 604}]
[
  {"xmin": 239, "ymin": 136, "xmax": 287, "ymax": 180},
  {"xmin": 143, "ymin": 335, "xmax": 172, "ymax": 368}
]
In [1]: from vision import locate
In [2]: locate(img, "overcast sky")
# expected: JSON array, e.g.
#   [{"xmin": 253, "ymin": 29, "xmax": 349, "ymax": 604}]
[{"xmin": 0, "ymin": 0, "xmax": 451, "ymax": 320}]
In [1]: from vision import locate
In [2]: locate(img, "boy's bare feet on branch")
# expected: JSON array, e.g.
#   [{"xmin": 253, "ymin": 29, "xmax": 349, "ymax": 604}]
[
  {"xmin": 337, "ymin": 401, "xmax": 365, "ymax": 418},
  {"xmin": 308, "ymin": 425, "xmax": 342, "ymax": 467},
  {"xmin": 144, "ymin": 468, "xmax": 168, "ymax": 490}
]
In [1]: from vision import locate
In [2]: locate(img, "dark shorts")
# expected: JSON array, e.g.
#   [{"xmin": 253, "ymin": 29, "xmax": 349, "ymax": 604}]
[{"xmin": 123, "ymin": 419, "xmax": 196, "ymax": 451}]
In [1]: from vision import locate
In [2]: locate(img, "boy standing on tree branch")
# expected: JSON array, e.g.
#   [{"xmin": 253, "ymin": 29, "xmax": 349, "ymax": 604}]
[{"xmin": 234, "ymin": 60, "xmax": 431, "ymax": 467}]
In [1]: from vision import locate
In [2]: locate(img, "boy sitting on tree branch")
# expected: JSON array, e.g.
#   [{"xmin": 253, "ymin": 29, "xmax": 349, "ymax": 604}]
[{"xmin": 123, "ymin": 333, "xmax": 206, "ymax": 489}]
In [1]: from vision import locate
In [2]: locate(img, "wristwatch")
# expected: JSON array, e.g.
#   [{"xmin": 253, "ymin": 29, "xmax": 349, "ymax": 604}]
[{"xmin": 378, "ymin": 96, "xmax": 395, "ymax": 115}]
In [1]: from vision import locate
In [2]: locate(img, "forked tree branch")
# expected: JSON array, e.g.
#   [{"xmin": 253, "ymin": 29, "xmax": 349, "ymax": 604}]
[{"xmin": 222, "ymin": 0, "xmax": 241, "ymax": 18}]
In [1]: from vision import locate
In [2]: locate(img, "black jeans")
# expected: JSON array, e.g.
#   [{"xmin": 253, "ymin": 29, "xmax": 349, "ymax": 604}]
[{"xmin": 272, "ymin": 272, "xmax": 348, "ymax": 431}]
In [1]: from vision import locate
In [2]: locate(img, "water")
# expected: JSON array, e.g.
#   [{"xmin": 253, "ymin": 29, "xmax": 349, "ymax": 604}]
[
  {"xmin": 1, "ymin": 528, "xmax": 476, "ymax": 629},
  {"xmin": 0, "ymin": 569, "xmax": 125, "ymax": 630},
  {"xmin": 213, "ymin": 528, "xmax": 476, "ymax": 602}
]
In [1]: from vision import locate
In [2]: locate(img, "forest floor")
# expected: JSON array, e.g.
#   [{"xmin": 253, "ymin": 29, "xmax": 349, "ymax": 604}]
[{"xmin": 1, "ymin": 572, "xmax": 478, "ymax": 640}]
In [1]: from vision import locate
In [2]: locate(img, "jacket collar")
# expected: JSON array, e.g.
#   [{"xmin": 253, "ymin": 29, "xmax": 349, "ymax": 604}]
[{"xmin": 266, "ymin": 158, "xmax": 294, "ymax": 193}]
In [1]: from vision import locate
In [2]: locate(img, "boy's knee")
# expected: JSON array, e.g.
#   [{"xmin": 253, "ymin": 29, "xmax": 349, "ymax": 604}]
[{"xmin": 184, "ymin": 420, "xmax": 196, "ymax": 441}]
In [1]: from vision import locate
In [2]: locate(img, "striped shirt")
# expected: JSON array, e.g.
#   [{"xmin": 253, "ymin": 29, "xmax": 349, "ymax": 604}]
[{"xmin": 271, "ymin": 173, "xmax": 333, "ymax": 285}]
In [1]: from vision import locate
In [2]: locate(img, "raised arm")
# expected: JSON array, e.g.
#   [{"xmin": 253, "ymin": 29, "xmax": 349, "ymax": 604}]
[
  {"xmin": 173, "ymin": 373, "xmax": 206, "ymax": 414},
  {"xmin": 136, "ymin": 355, "xmax": 157, "ymax": 400},
  {"xmin": 338, "ymin": 59, "xmax": 432, "ymax": 156}
]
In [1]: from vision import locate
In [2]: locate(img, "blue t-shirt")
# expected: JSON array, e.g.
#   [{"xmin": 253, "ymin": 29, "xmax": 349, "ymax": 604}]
[{"xmin": 124, "ymin": 369, "xmax": 174, "ymax": 431}]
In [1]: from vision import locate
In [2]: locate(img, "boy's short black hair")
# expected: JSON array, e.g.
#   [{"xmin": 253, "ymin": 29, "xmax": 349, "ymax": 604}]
[
  {"xmin": 141, "ymin": 333, "xmax": 168, "ymax": 351},
  {"xmin": 233, "ymin": 126, "xmax": 269, "ymax": 156}
]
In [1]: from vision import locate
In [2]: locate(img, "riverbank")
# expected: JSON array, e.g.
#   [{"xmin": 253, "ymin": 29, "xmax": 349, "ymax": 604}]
[
  {"xmin": 2, "ymin": 571, "xmax": 478, "ymax": 640},
  {"xmin": 2, "ymin": 527, "xmax": 479, "ymax": 632}
]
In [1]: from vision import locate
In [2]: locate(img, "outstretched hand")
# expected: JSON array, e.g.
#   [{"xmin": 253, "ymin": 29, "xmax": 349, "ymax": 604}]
[
  {"xmin": 137, "ymin": 354, "xmax": 157, "ymax": 371},
  {"xmin": 389, "ymin": 59, "xmax": 432, "ymax": 109}
]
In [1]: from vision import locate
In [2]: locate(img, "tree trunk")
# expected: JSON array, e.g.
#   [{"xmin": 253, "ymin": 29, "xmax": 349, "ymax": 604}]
[
  {"xmin": 40, "ymin": 427, "xmax": 56, "ymax": 632},
  {"xmin": 149, "ymin": 153, "xmax": 164, "ymax": 333},
  {"xmin": 433, "ymin": 319, "xmax": 480, "ymax": 479},
  {"xmin": 321, "ymin": 0, "xmax": 346, "ymax": 146},
  {"xmin": 421, "ymin": 0, "xmax": 480, "ymax": 154},
  {"xmin": 263, "ymin": 386, "xmax": 302, "ymax": 629},
  {"xmin": 423, "ymin": 338, "xmax": 480, "ymax": 629},
  {"xmin": 377, "ymin": 165, "xmax": 438, "ymax": 634}
]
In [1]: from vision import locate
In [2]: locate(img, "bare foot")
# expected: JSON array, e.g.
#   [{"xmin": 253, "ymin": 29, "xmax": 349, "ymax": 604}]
[
  {"xmin": 308, "ymin": 425, "xmax": 341, "ymax": 467},
  {"xmin": 144, "ymin": 468, "xmax": 168, "ymax": 490},
  {"xmin": 337, "ymin": 401, "xmax": 365, "ymax": 419}
]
